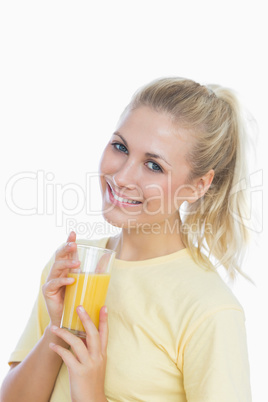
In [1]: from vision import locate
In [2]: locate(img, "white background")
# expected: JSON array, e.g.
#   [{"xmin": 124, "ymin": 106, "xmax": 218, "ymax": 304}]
[{"xmin": 0, "ymin": 1, "xmax": 267, "ymax": 400}]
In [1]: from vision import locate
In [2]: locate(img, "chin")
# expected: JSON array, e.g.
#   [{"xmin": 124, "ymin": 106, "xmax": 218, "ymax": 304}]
[
  {"xmin": 102, "ymin": 209, "xmax": 140, "ymax": 231},
  {"xmin": 101, "ymin": 209, "xmax": 125, "ymax": 229}
]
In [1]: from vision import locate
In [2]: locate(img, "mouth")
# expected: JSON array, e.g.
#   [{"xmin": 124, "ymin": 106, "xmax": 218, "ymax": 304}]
[{"xmin": 107, "ymin": 182, "xmax": 142, "ymax": 206}]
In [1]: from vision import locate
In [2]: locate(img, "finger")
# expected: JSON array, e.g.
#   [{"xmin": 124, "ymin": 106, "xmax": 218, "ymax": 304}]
[
  {"xmin": 48, "ymin": 259, "xmax": 81, "ymax": 280},
  {"xmin": 67, "ymin": 231, "xmax": 76, "ymax": 243},
  {"xmin": 66, "ymin": 231, "xmax": 79, "ymax": 261},
  {"xmin": 76, "ymin": 306, "xmax": 101, "ymax": 355},
  {"xmin": 98, "ymin": 306, "xmax": 109, "ymax": 355},
  {"xmin": 43, "ymin": 276, "xmax": 75, "ymax": 296},
  {"xmin": 49, "ymin": 341, "xmax": 80, "ymax": 370},
  {"xmin": 55, "ymin": 241, "xmax": 77, "ymax": 261},
  {"xmin": 50, "ymin": 326, "xmax": 88, "ymax": 364}
]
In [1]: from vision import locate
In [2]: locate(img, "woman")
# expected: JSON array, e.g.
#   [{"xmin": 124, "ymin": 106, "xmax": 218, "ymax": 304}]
[{"xmin": 1, "ymin": 78, "xmax": 252, "ymax": 401}]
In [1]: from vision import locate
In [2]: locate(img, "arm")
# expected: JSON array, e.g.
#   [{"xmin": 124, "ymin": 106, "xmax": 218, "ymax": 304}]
[
  {"xmin": 1, "ymin": 325, "xmax": 68, "ymax": 402},
  {"xmin": 0, "ymin": 231, "xmax": 80, "ymax": 402}
]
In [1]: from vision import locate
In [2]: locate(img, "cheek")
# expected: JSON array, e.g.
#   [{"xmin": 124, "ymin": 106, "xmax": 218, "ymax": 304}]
[
  {"xmin": 171, "ymin": 179, "xmax": 193, "ymax": 208},
  {"xmin": 143, "ymin": 175, "xmax": 183, "ymax": 200},
  {"xmin": 141, "ymin": 178, "xmax": 170, "ymax": 211},
  {"xmin": 153, "ymin": 173, "xmax": 190, "ymax": 210},
  {"xmin": 99, "ymin": 146, "xmax": 110, "ymax": 174},
  {"xmin": 98, "ymin": 147, "xmax": 110, "ymax": 194},
  {"xmin": 99, "ymin": 146, "xmax": 122, "ymax": 176}
]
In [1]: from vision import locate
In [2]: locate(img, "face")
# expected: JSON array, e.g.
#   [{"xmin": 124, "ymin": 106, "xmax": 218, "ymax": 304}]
[{"xmin": 99, "ymin": 106, "xmax": 196, "ymax": 232}]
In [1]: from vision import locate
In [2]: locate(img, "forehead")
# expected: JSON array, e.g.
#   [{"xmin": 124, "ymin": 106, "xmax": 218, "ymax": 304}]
[{"xmin": 116, "ymin": 106, "xmax": 193, "ymax": 161}]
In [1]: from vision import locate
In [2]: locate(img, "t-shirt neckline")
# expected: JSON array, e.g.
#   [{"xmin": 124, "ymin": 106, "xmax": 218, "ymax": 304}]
[{"xmin": 102, "ymin": 237, "xmax": 189, "ymax": 267}]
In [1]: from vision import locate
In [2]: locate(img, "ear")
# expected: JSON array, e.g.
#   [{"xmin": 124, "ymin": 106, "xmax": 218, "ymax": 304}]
[{"xmin": 187, "ymin": 169, "xmax": 214, "ymax": 204}]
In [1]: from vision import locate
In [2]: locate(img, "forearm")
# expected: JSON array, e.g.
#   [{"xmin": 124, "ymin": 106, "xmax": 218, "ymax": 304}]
[{"xmin": 1, "ymin": 325, "xmax": 67, "ymax": 402}]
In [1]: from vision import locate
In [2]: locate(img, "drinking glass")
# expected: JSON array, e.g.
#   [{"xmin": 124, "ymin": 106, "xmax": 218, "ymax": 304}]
[{"xmin": 61, "ymin": 244, "xmax": 115, "ymax": 338}]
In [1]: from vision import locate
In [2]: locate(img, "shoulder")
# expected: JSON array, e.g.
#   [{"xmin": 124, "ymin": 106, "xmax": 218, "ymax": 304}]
[{"xmin": 169, "ymin": 249, "xmax": 244, "ymax": 316}]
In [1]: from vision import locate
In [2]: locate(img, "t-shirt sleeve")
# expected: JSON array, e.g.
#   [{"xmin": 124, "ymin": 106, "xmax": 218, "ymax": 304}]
[
  {"xmin": 8, "ymin": 254, "xmax": 55, "ymax": 365},
  {"xmin": 182, "ymin": 308, "xmax": 252, "ymax": 402}
]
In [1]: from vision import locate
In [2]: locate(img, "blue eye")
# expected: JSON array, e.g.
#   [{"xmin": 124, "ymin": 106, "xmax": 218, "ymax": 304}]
[
  {"xmin": 112, "ymin": 142, "xmax": 128, "ymax": 154},
  {"xmin": 146, "ymin": 161, "xmax": 163, "ymax": 172}
]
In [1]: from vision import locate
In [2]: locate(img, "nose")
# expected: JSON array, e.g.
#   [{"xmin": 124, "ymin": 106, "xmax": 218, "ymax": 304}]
[{"xmin": 111, "ymin": 160, "xmax": 138, "ymax": 190}]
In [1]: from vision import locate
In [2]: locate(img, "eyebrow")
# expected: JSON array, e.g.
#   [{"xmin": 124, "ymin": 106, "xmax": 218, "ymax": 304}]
[{"xmin": 113, "ymin": 132, "xmax": 171, "ymax": 166}]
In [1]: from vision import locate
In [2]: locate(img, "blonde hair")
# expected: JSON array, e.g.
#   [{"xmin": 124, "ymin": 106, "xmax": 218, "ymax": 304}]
[{"xmin": 127, "ymin": 77, "xmax": 251, "ymax": 279}]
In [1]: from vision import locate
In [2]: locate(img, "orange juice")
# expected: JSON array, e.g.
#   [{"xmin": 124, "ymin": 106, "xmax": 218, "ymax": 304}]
[{"xmin": 61, "ymin": 273, "xmax": 111, "ymax": 335}]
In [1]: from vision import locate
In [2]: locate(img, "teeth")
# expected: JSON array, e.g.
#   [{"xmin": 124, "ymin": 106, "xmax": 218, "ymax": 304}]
[{"xmin": 110, "ymin": 187, "xmax": 140, "ymax": 204}]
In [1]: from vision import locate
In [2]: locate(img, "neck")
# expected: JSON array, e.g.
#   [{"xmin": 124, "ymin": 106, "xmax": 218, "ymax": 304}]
[{"xmin": 108, "ymin": 217, "xmax": 185, "ymax": 261}]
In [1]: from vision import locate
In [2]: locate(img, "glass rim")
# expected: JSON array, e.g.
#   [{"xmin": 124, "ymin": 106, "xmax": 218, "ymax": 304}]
[{"xmin": 76, "ymin": 243, "xmax": 116, "ymax": 255}]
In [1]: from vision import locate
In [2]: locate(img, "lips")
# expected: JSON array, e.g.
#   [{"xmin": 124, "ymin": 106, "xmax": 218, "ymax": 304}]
[{"xmin": 107, "ymin": 182, "xmax": 142, "ymax": 206}]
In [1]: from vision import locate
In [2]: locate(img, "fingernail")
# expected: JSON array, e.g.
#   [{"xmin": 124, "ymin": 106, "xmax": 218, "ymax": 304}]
[
  {"xmin": 77, "ymin": 305, "xmax": 85, "ymax": 313},
  {"xmin": 51, "ymin": 325, "xmax": 58, "ymax": 331},
  {"xmin": 103, "ymin": 306, "xmax": 108, "ymax": 314}
]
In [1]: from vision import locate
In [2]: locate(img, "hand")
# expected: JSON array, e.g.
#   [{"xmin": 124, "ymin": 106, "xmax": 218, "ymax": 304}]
[
  {"xmin": 49, "ymin": 306, "xmax": 108, "ymax": 402},
  {"xmin": 42, "ymin": 231, "xmax": 81, "ymax": 326}
]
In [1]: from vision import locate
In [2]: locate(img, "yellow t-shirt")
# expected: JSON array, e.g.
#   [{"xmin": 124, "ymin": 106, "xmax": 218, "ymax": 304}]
[{"xmin": 9, "ymin": 238, "xmax": 252, "ymax": 401}]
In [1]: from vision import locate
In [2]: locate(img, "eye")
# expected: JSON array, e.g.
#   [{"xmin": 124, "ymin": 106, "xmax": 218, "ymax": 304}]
[
  {"xmin": 146, "ymin": 161, "xmax": 163, "ymax": 173},
  {"xmin": 112, "ymin": 142, "xmax": 128, "ymax": 154}
]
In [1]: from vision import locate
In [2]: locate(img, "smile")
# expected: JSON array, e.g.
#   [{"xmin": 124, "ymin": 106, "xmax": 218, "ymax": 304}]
[{"xmin": 107, "ymin": 183, "xmax": 142, "ymax": 205}]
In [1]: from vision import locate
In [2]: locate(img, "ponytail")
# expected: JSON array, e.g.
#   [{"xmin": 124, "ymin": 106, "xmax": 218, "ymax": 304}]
[
  {"xmin": 182, "ymin": 85, "xmax": 250, "ymax": 278},
  {"xmin": 130, "ymin": 77, "xmax": 251, "ymax": 278}
]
